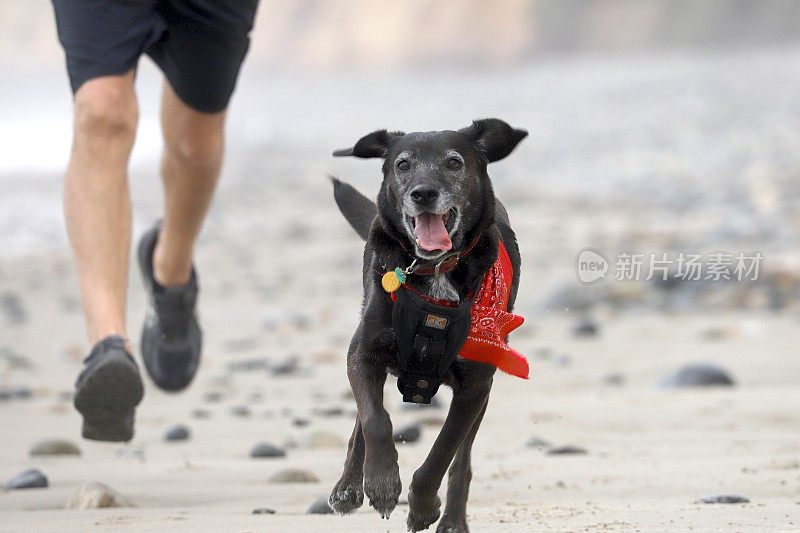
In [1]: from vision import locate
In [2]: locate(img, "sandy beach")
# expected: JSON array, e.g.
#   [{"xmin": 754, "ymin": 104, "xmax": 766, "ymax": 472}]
[{"xmin": 1, "ymin": 47, "xmax": 800, "ymax": 532}]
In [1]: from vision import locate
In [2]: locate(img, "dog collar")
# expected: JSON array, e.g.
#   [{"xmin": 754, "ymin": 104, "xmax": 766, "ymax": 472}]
[
  {"xmin": 380, "ymin": 227, "xmax": 485, "ymax": 293},
  {"xmin": 414, "ymin": 228, "xmax": 484, "ymax": 275}
]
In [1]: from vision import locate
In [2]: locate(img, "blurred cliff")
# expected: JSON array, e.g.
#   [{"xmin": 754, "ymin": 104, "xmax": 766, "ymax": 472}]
[{"xmin": 3, "ymin": 0, "xmax": 800, "ymax": 71}]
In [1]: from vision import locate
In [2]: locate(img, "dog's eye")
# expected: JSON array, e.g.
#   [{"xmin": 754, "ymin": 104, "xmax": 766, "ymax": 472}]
[
  {"xmin": 396, "ymin": 159, "xmax": 410, "ymax": 172},
  {"xmin": 446, "ymin": 157, "xmax": 463, "ymax": 170}
]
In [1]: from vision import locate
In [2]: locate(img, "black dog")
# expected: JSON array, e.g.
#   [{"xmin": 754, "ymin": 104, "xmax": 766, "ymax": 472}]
[{"xmin": 329, "ymin": 118, "xmax": 528, "ymax": 532}]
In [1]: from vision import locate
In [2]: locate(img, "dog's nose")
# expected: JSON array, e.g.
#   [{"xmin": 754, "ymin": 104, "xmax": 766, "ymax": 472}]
[{"xmin": 410, "ymin": 186, "xmax": 439, "ymax": 205}]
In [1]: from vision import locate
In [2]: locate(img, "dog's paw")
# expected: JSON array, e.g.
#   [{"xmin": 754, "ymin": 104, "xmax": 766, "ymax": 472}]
[
  {"xmin": 329, "ymin": 481, "xmax": 364, "ymax": 514},
  {"xmin": 406, "ymin": 490, "xmax": 441, "ymax": 532},
  {"xmin": 363, "ymin": 466, "xmax": 402, "ymax": 519}
]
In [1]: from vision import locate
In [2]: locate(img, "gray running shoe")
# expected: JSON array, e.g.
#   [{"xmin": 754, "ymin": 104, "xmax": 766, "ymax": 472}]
[
  {"xmin": 137, "ymin": 224, "xmax": 202, "ymax": 392},
  {"xmin": 73, "ymin": 335, "xmax": 144, "ymax": 442}
]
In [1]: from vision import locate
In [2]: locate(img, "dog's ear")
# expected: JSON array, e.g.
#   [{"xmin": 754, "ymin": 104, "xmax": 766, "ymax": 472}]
[
  {"xmin": 460, "ymin": 118, "xmax": 528, "ymax": 163},
  {"xmin": 333, "ymin": 129, "xmax": 404, "ymax": 159}
]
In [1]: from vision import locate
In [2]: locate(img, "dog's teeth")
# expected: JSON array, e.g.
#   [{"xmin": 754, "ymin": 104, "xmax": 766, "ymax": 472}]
[{"xmin": 415, "ymin": 238, "xmax": 420, "ymax": 245}]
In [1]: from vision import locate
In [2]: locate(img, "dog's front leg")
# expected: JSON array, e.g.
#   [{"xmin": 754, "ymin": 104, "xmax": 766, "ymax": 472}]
[
  {"xmin": 329, "ymin": 415, "xmax": 365, "ymax": 514},
  {"xmin": 349, "ymin": 352, "xmax": 401, "ymax": 518},
  {"xmin": 407, "ymin": 363, "xmax": 494, "ymax": 532}
]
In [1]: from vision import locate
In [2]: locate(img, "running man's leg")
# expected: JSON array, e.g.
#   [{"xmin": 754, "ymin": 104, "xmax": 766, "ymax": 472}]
[
  {"xmin": 64, "ymin": 71, "xmax": 138, "ymax": 344},
  {"xmin": 135, "ymin": 0, "xmax": 258, "ymax": 392},
  {"xmin": 134, "ymin": 81, "xmax": 226, "ymax": 393},
  {"xmin": 65, "ymin": 71, "xmax": 145, "ymax": 442},
  {"xmin": 153, "ymin": 80, "xmax": 226, "ymax": 287},
  {"xmin": 53, "ymin": 0, "xmax": 162, "ymax": 440}
]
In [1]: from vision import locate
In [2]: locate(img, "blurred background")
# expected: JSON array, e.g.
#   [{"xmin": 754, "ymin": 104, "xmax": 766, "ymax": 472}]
[{"xmin": 1, "ymin": 1, "xmax": 799, "ymax": 531}]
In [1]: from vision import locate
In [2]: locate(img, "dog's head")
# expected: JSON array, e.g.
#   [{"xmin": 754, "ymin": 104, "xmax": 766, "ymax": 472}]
[{"xmin": 334, "ymin": 119, "xmax": 527, "ymax": 260}]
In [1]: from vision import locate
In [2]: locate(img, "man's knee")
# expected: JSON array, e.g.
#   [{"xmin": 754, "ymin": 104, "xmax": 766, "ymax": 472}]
[
  {"xmin": 74, "ymin": 78, "xmax": 138, "ymax": 142},
  {"xmin": 164, "ymin": 126, "xmax": 224, "ymax": 167}
]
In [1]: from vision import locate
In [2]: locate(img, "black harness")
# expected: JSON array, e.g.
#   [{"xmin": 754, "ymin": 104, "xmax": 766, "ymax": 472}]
[{"xmin": 392, "ymin": 287, "xmax": 472, "ymax": 404}]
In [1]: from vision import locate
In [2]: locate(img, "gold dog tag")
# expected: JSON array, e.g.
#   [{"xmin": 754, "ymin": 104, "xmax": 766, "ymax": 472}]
[
  {"xmin": 381, "ymin": 267, "xmax": 407, "ymax": 293},
  {"xmin": 382, "ymin": 271, "xmax": 401, "ymax": 293}
]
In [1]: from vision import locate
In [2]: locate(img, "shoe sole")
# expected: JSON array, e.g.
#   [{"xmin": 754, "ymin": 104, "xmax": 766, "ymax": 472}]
[{"xmin": 73, "ymin": 352, "xmax": 144, "ymax": 442}]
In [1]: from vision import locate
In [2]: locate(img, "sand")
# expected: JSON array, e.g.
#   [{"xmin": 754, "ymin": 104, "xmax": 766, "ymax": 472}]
[{"xmin": 2, "ymin": 47, "xmax": 800, "ymax": 532}]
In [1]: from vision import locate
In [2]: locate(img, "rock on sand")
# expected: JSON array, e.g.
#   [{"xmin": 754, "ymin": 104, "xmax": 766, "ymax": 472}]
[
  {"xmin": 66, "ymin": 482, "xmax": 134, "ymax": 509},
  {"xmin": 29, "ymin": 439, "xmax": 81, "ymax": 457},
  {"xmin": 4, "ymin": 468, "xmax": 48, "ymax": 490},
  {"xmin": 659, "ymin": 364, "xmax": 735, "ymax": 388},
  {"xmin": 268, "ymin": 468, "xmax": 319, "ymax": 483}
]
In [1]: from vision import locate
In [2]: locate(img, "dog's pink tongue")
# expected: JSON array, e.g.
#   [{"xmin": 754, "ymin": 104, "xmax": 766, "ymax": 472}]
[{"xmin": 414, "ymin": 213, "xmax": 452, "ymax": 252}]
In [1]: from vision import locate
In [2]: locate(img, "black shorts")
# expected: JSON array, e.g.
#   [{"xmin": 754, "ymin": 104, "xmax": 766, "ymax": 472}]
[{"xmin": 52, "ymin": 0, "xmax": 259, "ymax": 113}]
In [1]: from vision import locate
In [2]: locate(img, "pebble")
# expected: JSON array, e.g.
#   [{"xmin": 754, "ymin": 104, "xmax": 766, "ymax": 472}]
[
  {"xmin": 268, "ymin": 468, "xmax": 319, "ymax": 483},
  {"xmin": 0, "ymin": 385, "xmax": 33, "ymax": 401},
  {"xmin": 271, "ymin": 356, "xmax": 302, "ymax": 376},
  {"xmin": 306, "ymin": 495, "xmax": 334, "ymax": 514},
  {"xmin": 311, "ymin": 350, "xmax": 337, "ymax": 364},
  {"xmin": 252, "ymin": 507, "xmax": 277, "ymax": 514},
  {"xmin": 311, "ymin": 406, "xmax": 345, "ymax": 418},
  {"xmin": 230, "ymin": 405, "xmax": 251, "ymax": 418},
  {"xmin": 393, "ymin": 423, "xmax": 422, "ymax": 443},
  {"xmin": 164, "ymin": 425, "xmax": 191, "ymax": 442},
  {"xmin": 191, "ymin": 408, "xmax": 212, "ymax": 419},
  {"xmin": 4, "ymin": 468, "xmax": 48, "ymax": 490},
  {"xmin": 57, "ymin": 391, "xmax": 73, "ymax": 403},
  {"xmin": 659, "ymin": 364, "xmax": 735, "ymax": 388},
  {"xmin": 247, "ymin": 392, "xmax": 265, "ymax": 403},
  {"xmin": 540, "ymin": 284, "xmax": 602, "ymax": 313},
  {"xmin": 203, "ymin": 391, "xmax": 224, "ymax": 403},
  {"xmin": 285, "ymin": 222, "xmax": 311, "ymax": 242},
  {"xmin": 29, "ymin": 439, "xmax": 81, "ymax": 457},
  {"xmin": 227, "ymin": 357, "xmax": 271, "ymax": 373},
  {"xmin": 66, "ymin": 482, "xmax": 134, "ymax": 509},
  {"xmin": 223, "ymin": 337, "xmax": 259, "ymax": 352},
  {"xmin": 289, "ymin": 312, "xmax": 313, "ymax": 330},
  {"xmin": 419, "ymin": 416, "xmax": 446, "ymax": 427},
  {"xmin": 262, "ymin": 316, "xmax": 281, "ymax": 332},
  {"xmin": 602, "ymin": 373, "xmax": 626, "ymax": 386},
  {"xmin": 546, "ymin": 445, "xmax": 588, "ymax": 455},
  {"xmin": 60, "ymin": 295, "xmax": 81, "ymax": 313},
  {"xmin": 554, "ymin": 354, "xmax": 572, "ymax": 367},
  {"xmin": 203, "ymin": 391, "xmax": 222, "ymax": 403},
  {"xmin": 700, "ymin": 327, "xmax": 731, "ymax": 341},
  {"xmin": 699, "ymin": 494, "xmax": 749, "ymax": 504},
  {"xmin": 0, "ymin": 291, "xmax": 28, "ymax": 325},
  {"xmin": 0, "ymin": 347, "xmax": 33, "ymax": 371},
  {"xmin": 571, "ymin": 318, "xmax": 599, "ymax": 337},
  {"xmin": 115, "ymin": 447, "xmax": 145, "ymax": 461},
  {"xmin": 296, "ymin": 430, "xmax": 345, "ymax": 449},
  {"xmin": 250, "ymin": 442, "xmax": 287, "ymax": 458},
  {"xmin": 292, "ymin": 417, "xmax": 311, "ymax": 428},
  {"xmin": 526, "ymin": 436, "xmax": 551, "ymax": 449}
]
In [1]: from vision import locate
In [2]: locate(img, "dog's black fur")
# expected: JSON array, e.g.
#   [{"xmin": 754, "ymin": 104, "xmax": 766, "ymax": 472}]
[{"xmin": 329, "ymin": 119, "xmax": 527, "ymax": 532}]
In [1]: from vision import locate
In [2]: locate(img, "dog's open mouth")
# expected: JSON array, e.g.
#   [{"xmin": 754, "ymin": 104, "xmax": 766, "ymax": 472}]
[{"xmin": 408, "ymin": 208, "xmax": 457, "ymax": 252}]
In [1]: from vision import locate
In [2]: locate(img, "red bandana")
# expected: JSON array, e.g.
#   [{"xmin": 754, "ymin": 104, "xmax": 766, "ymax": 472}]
[
  {"xmin": 459, "ymin": 241, "xmax": 528, "ymax": 378},
  {"xmin": 391, "ymin": 241, "xmax": 528, "ymax": 378}
]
